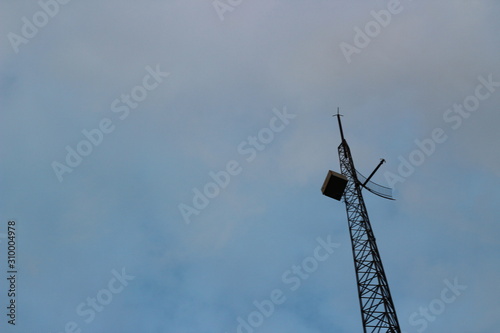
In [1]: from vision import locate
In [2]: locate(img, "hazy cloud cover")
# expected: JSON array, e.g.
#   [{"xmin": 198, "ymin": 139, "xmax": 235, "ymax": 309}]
[{"xmin": 1, "ymin": 0, "xmax": 499, "ymax": 332}]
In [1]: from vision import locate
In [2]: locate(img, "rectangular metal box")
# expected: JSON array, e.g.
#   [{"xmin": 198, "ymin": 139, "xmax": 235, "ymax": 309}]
[{"xmin": 321, "ymin": 170, "xmax": 348, "ymax": 201}]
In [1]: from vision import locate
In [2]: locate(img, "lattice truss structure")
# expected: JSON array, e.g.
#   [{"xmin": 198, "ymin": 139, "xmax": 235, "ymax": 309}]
[{"xmin": 338, "ymin": 139, "xmax": 401, "ymax": 333}]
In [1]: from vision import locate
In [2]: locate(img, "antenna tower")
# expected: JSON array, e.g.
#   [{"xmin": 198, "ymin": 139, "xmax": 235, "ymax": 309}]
[{"xmin": 321, "ymin": 110, "xmax": 401, "ymax": 333}]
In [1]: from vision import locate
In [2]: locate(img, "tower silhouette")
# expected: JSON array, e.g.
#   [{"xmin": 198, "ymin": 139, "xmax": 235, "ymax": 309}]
[{"xmin": 322, "ymin": 111, "xmax": 401, "ymax": 332}]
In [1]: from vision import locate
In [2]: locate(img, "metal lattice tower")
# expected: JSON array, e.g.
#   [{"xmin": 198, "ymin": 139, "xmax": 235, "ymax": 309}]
[{"xmin": 322, "ymin": 112, "xmax": 401, "ymax": 333}]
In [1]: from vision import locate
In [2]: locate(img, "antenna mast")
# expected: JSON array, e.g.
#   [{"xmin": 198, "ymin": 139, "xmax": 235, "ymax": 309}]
[{"xmin": 323, "ymin": 112, "xmax": 401, "ymax": 332}]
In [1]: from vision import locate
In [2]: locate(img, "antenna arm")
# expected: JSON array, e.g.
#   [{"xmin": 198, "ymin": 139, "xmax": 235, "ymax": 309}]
[{"xmin": 362, "ymin": 159, "xmax": 386, "ymax": 187}]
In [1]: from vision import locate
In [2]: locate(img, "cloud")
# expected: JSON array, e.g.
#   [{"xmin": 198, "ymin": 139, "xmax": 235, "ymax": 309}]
[{"xmin": 1, "ymin": 0, "xmax": 499, "ymax": 332}]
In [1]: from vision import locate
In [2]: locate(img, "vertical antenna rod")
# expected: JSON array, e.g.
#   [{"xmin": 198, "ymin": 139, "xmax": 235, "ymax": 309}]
[{"xmin": 335, "ymin": 107, "xmax": 345, "ymax": 142}]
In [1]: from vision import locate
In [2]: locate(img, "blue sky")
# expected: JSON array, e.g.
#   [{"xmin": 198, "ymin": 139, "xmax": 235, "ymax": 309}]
[{"xmin": 1, "ymin": 1, "xmax": 499, "ymax": 332}]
